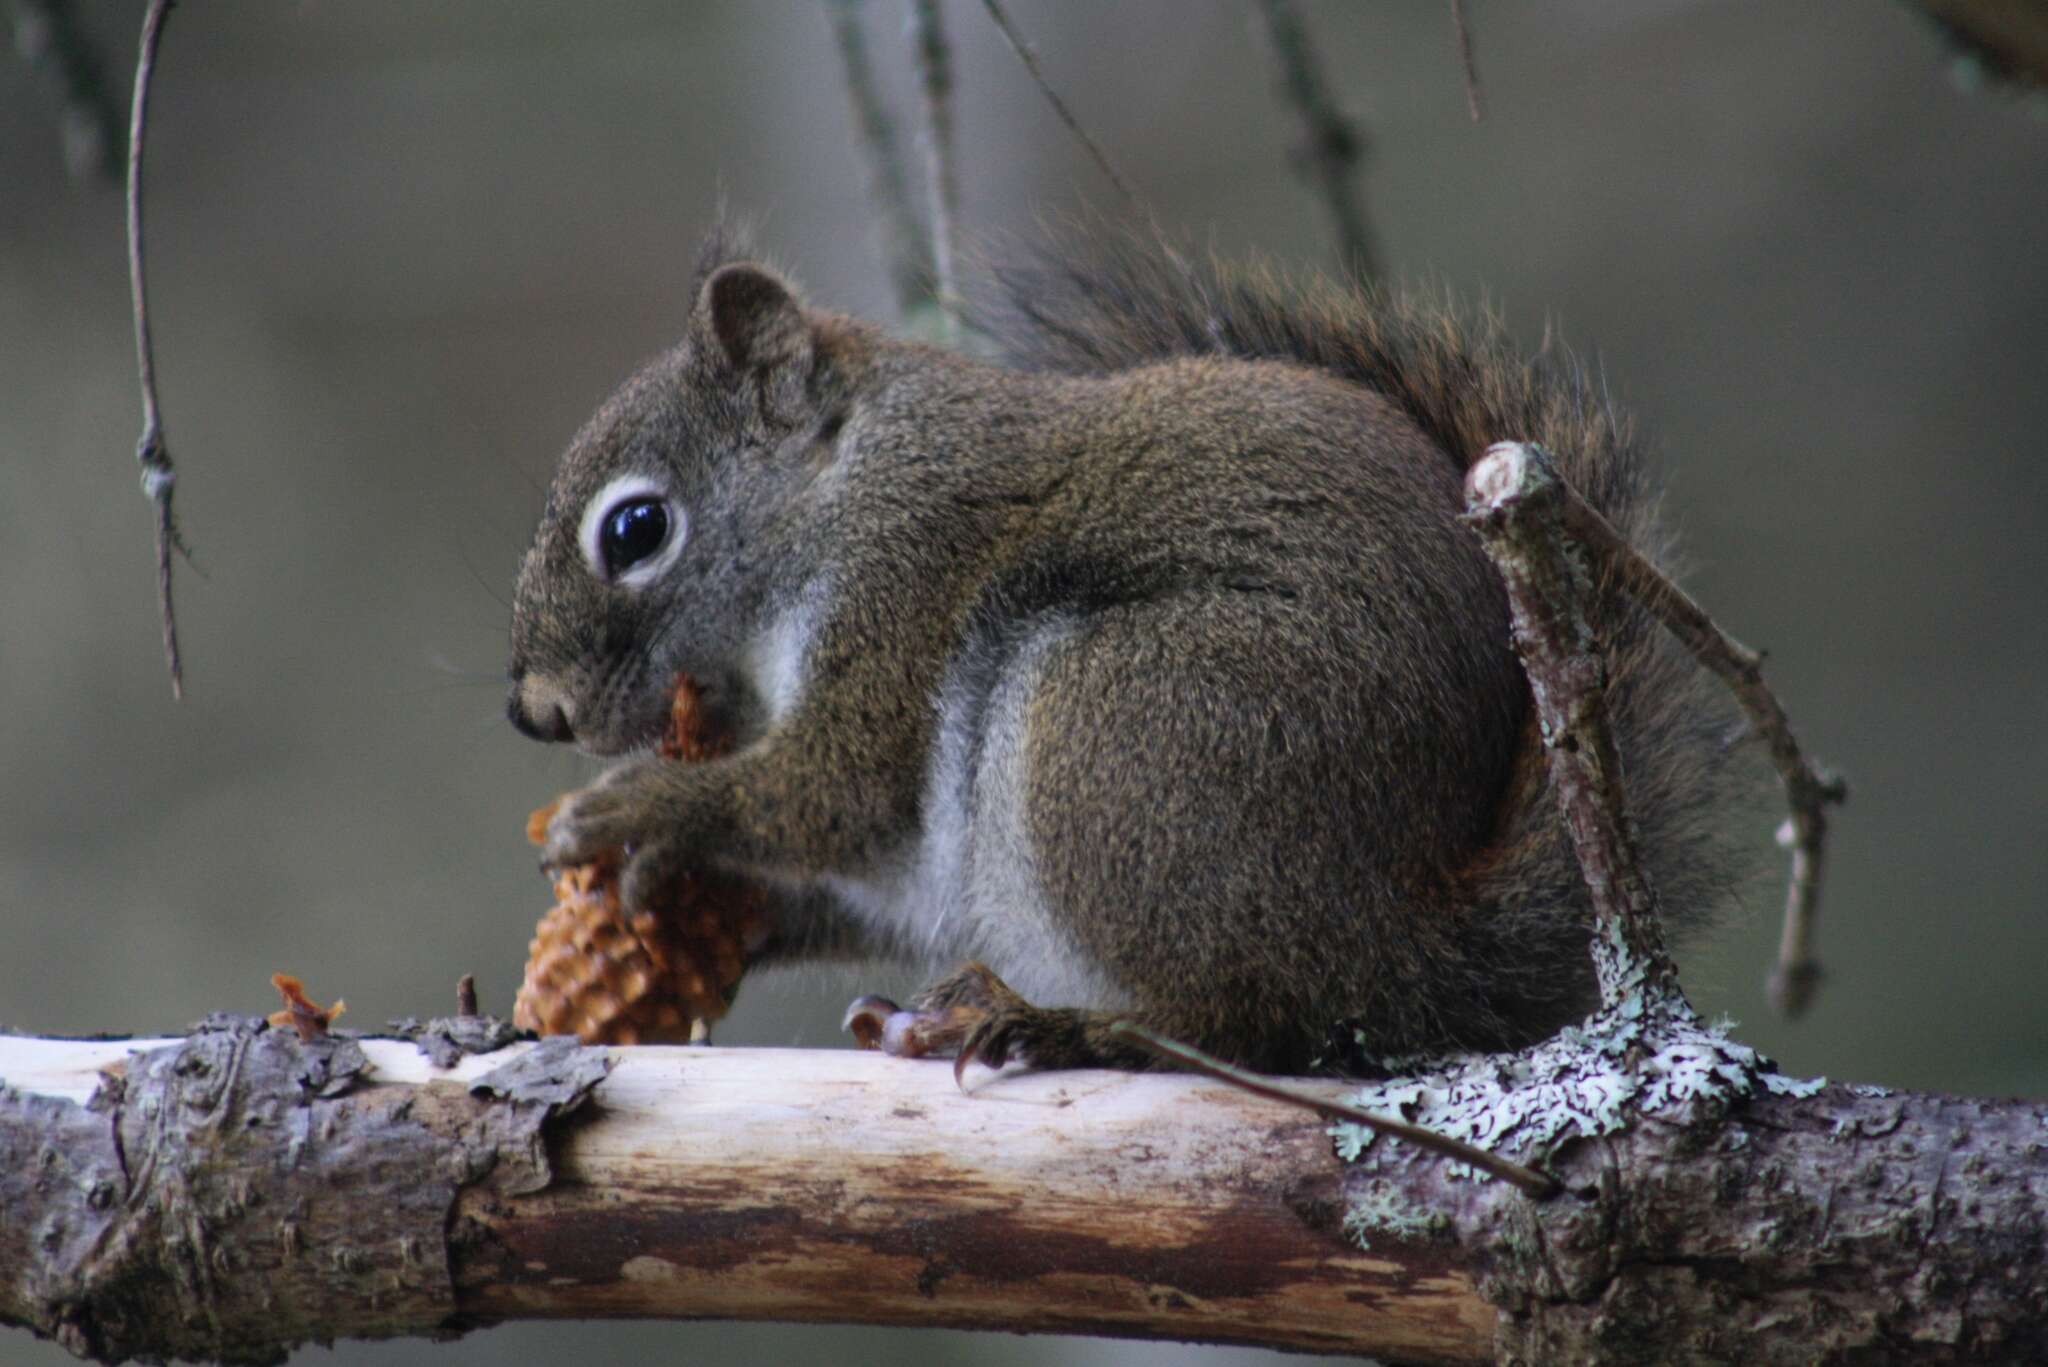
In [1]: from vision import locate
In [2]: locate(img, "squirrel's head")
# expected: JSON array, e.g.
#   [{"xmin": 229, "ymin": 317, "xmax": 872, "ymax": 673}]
[{"xmin": 507, "ymin": 256, "xmax": 854, "ymax": 754}]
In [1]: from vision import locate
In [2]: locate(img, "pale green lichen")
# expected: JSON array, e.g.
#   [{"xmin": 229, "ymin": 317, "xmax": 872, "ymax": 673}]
[
  {"xmin": 1343, "ymin": 1182, "xmax": 1454, "ymax": 1250},
  {"xmin": 1764, "ymin": 1071, "xmax": 1828, "ymax": 1097},
  {"xmin": 1333, "ymin": 1000, "xmax": 1826, "ymax": 1198}
]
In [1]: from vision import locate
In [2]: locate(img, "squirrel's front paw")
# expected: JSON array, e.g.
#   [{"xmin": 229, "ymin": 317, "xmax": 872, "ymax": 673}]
[{"xmin": 541, "ymin": 761, "xmax": 697, "ymax": 912}]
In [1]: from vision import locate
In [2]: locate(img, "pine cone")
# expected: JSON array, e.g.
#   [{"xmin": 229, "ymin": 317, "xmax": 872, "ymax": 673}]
[{"xmin": 513, "ymin": 675, "xmax": 770, "ymax": 1045}]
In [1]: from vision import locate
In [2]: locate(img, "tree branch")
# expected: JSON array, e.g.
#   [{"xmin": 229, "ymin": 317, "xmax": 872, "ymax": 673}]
[
  {"xmin": 4, "ymin": 1026, "xmax": 2045, "ymax": 1365},
  {"xmin": 0, "ymin": 1026, "xmax": 1481, "ymax": 1365}
]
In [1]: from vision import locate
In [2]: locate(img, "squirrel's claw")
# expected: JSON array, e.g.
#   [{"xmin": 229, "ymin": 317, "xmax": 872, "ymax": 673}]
[
  {"xmin": 951, "ymin": 988, "xmax": 1058, "ymax": 1085},
  {"xmin": 953, "ymin": 1014, "xmax": 1013, "ymax": 1087}
]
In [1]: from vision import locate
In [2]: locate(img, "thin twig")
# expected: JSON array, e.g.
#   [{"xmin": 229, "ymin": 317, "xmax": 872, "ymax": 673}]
[
  {"xmin": 1537, "ymin": 461, "xmax": 1846, "ymax": 1018},
  {"xmin": 907, "ymin": 0, "xmax": 961, "ymax": 337},
  {"xmin": 971, "ymin": 0, "xmax": 1220, "ymax": 343},
  {"xmin": 976, "ymin": 0, "xmax": 1140, "ymax": 208},
  {"xmin": 1252, "ymin": 0, "xmax": 1380, "ymax": 279},
  {"xmin": 1450, "ymin": 0, "xmax": 1484, "ymax": 122},
  {"xmin": 1106, "ymin": 1021, "xmax": 1560, "ymax": 1199},
  {"xmin": 127, "ymin": 0, "xmax": 185, "ymax": 701},
  {"xmin": 1462, "ymin": 443, "xmax": 1689, "ymax": 1011},
  {"xmin": 822, "ymin": 0, "xmax": 933, "ymax": 319}
]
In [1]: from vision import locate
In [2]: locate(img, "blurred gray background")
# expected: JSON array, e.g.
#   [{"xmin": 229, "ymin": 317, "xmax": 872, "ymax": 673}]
[{"xmin": 3, "ymin": 2, "xmax": 2045, "ymax": 1365}]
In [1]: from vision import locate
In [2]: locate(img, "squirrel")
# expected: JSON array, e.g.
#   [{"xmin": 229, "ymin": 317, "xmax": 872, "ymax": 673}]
[{"xmin": 507, "ymin": 226, "xmax": 1745, "ymax": 1075}]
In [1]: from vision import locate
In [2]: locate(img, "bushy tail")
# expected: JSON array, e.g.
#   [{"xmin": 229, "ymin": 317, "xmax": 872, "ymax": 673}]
[{"xmin": 975, "ymin": 235, "xmax": 1752, "ymax": 1041}]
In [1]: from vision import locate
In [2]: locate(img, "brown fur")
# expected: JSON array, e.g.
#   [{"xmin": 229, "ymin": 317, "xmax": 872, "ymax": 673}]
[{"xmin": 508, "ymin": 228, "xmax": 1751, "ymax": 1073}]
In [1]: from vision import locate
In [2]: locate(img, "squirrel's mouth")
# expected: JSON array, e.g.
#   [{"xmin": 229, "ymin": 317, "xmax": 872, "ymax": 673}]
[
  {"xmin": 506, "ymin": 678, "xmax": 576, "ymax": 745},
  {"xmin": 508, "ymin": 658, "xmax": 687, "ymax": 756},
  {"xmin": 569, "ymin": 717, "xmax": 659, "ymax": 760},
  {"xmin": 571, "ymin": 690, "xmax": 681, "ymax": 759}
]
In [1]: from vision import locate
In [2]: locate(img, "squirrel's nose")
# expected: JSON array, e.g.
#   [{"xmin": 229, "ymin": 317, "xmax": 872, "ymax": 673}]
[{"xmin": 506, "ymin": 677, "xmax": 576, "ymax": 743}]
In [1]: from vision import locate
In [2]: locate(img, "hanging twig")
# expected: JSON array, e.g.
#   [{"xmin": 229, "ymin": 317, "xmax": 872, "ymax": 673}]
[
  {"xmin": 906, "ymin": 0, "xmax": 961, "ymax": 336},
  {"xmin": 126, "ymin": 0, "xmax": 187, "ymax": 701},
  {"xmin": 1106, "ymin": 1021, "xmax": 1560, "ymax": 1198},
  {"xmin": 972, "ymin": 0, "xmax": 1222, "ymax": 344},
  {"xmin": 1251, "ymin": 0, "xmax": 1381, "ymax": 280},
  {"xmin": 976, "ymin": 0, "xmax": 1141, "ymax": 208},
  {"xmin": 1450, "ymin": 0, "xmax": 1484, "ymax": 122},
  {"xmin": 822, "ymin": 0, "xmax": 934, "ymax": 319}
]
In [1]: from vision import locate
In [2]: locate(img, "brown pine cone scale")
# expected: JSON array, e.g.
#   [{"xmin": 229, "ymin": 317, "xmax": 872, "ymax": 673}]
[{"xmin": 512, "ymin": 675, "xmax": 769, "ymax": 1045}]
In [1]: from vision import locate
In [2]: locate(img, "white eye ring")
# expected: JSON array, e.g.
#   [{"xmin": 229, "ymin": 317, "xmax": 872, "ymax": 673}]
[{"xmin": 578, "ymin": 474, "xmax": 687, "ymax": 588}]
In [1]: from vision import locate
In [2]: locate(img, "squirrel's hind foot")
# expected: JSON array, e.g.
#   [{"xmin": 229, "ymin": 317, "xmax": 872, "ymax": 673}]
[{"xmin": 842, "ymin": 961, "xmax": 1159, "ymax": 1082}]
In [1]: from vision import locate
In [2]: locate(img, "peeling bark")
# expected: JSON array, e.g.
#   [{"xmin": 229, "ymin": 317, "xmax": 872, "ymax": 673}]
[{"xmin": 0, "ymin": 1022, "xmax": 607, "ymax": 1365}]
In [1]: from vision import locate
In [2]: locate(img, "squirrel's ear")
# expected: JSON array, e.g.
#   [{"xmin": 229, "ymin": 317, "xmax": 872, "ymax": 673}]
[{"xmin": 698, "ymin": 263, "xmax": 812, "ymax": 379}]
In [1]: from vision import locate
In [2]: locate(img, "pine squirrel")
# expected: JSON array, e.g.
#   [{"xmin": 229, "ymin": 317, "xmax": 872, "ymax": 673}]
[{"xmin": 508, "ymin": 228, "xmax": 1744, "ymax": 1074}]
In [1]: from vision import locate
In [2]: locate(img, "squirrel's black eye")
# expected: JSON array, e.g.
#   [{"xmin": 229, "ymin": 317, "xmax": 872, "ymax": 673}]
[
  {"xmin": 600, "ymin": 499, "xmax": 670, "ymax": 578},
  {"xmin": 577, "ymin": 477, "xmax": 685, "ymax": 586}
]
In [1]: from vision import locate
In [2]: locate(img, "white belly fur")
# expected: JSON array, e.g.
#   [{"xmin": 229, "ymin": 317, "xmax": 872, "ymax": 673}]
[{"xmin": 824, "ymin": 617, "xmax": 1128, "ymax": 1010}]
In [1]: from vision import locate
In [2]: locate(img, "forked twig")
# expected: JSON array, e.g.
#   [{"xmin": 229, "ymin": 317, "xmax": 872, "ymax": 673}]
[
  {"xmin": 907, "ymin": 0, "xmax": 961, "ymax": 335},
  {"xmin": 1545, "ymin": 462, "xmax": 1845, "ymax": 1016},
  {"xmin": 1252, "ymin": 0, "xmax": 1380, "ymax": 279},
  {"xmin": 126, "ymin": 0, "xmax": 186, "ymax": 700},
  {"xmin": 1465, "ymin": 443, "xmax": 1845, "ymax": 1016},
  {"xmin": 1107, "ymin": 1021, "xmax": 1560, "ymax": 1198},
  {"xmin": 822, "ymin": 0, "xmax": 934, "ymax": 318}
]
